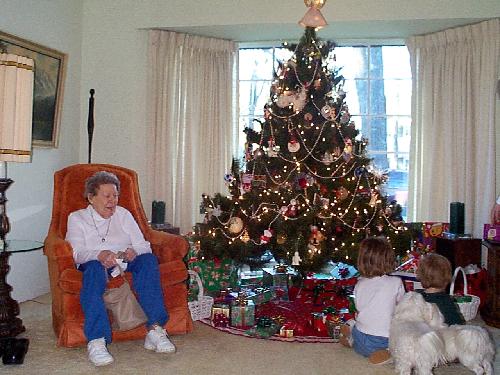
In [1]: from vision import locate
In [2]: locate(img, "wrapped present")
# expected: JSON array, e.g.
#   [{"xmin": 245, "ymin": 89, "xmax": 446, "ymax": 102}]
[
  {"xmin": 188, "ymin": 257, "xmax": 238, "ymax": 295},
  {"xmin": 484, "ymin": 224, "xmax": 500, "ymax": 242},
  {"xmin": 239, "ymin": 270, "xmax": 264, "ymax": 287},
  {"xmin": 213, "ymin": 313, "xmax": 229, "ymax": 327},
  {"xmin": 262, "ymin": 266, "xmax": 297, "ymax": 289},
  {"xmin": 246, "ymin": 287, "xmax": 275, "ymax": 305},
  {"xmin": 211, "ymin": 303, "xmax": 230, "ymax": 320},
  {"xmin": 309, "ymin": 312, "xmax": 328, "ymax": 335},
  {"xmin": 330, "ymin": 262, "xmax": 358, "ymax": 279},
  {"xmin": 422, "ymin": 222, "xmax": 449, "ymax": 249},
  {"xmin": 325, "ymin": 315, "xmax": 342, "ymax": 342},
  {"xmin": 230, "ymin": 300, "xmax": 255, "ymax": 328},
  {"xmin": 279, "ymin": 322, "xmax": 295, "ymax": 338},
  {"xmin": 246, "ymin": 316, "xmax": 280, "ymax": 339}
]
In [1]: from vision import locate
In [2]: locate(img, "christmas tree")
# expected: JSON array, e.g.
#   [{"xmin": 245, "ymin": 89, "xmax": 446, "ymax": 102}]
[{"xmin": 194, "ymin": 27, "xmax": 409, "ymax": 272}]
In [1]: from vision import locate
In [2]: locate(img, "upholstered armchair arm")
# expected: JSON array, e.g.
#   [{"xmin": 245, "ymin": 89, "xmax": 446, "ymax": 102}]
[
  {"xmin": 147, "ymin": 230, "xmax": 189, "ymax": 264},
  {"xmin": 44, "ymin": 233, "xmax": 76, "ymax": 273}
]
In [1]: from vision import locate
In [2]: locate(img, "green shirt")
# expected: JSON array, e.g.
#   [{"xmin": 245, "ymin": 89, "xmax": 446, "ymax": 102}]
[{"xmin": 418, "ymin": 290, "xmax": 465, "ymax": 326}]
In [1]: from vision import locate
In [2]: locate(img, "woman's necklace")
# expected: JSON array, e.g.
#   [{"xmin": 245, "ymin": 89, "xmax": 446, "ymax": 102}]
[{"xmin": 90, "ymin": 209, "xmax": 111, "ymax": 242}]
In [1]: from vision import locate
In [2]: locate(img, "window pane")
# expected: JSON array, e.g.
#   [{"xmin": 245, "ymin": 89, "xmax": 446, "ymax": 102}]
[
  {"xmin": 343, "ymin": 79, "xmax": 368, "ymax": 115},
  {"xmin": 368, "ymin": 117, "xmax": 388, "ymax": 152},
  {"xmin": 386, "ymin": 116, "xmax": 411, "ymax": 153},
  {"xmin": 239, "ymin": 81, "xmax": 270, "ymax": 116},
  {"xmin": 382, "ymin": 79, "xmax": 411, "ymax": 115},
  {"xmin": 239, "ymin": 49, "xmax": 274, "ymax": 80},
  {"xmin": 382, "ymin": 46, "xmax": 411, "ymax": 79},
  {"xmin": 369, "ymin": 46, "xmax": 384, "ymax": 79},
  {"xmin": 334, "ymin": 47, "xmax": 368, "ymax": 79},
  {"xmin": 369, "ymin": 79, "xmax": 386, "ymax": 115}
]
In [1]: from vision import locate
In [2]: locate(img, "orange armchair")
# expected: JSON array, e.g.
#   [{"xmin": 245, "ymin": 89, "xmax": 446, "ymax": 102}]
[{"xmin": 44, "ymin": 163, "xmax": 193, "ymax": 347}]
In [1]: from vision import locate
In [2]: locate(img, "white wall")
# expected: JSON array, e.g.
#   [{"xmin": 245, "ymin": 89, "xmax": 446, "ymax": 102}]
[{"xmin": 1, "ymin": 0, "xmax": 82, "ymax": 301}]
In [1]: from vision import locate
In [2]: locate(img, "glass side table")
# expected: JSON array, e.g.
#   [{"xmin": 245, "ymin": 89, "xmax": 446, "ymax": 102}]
[{"xmin": 0, "ymin": 240, "xmax": 43, "ymax": 337}]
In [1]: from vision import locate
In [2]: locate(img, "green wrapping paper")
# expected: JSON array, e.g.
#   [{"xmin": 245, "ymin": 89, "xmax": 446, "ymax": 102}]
[{"xmin": 230, "ymin": 300, "xmax": 255, "ymax": 328}]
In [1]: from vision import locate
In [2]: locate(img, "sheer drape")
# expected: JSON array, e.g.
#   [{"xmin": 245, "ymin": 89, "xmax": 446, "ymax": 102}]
[
  {"xmin": 148, "ymin": 30, "xmax": 237, "ymax": 233},
  {"xmin": 406, "ymin": 19, "xmax": 500, "ymax": 236}
]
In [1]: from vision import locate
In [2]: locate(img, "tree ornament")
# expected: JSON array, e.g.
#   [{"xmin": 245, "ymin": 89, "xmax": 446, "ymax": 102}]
[
  {"xmin": 292, "ymin": 87, "xmax": 307, "ymax": 112},
  {"xmin": 309, "ymin": 225, "xmax": 324, "ymax": 246},
  {"xmin": 276, "ymin": 91, "xmax": 294, "ymax": 108},
  {"xmin": 340, "ymin": 111, "xmax": 350, "ymax": 124},
  {"xmin": 228, "ymin": 217, "xmax": 244, "ymax": 234},
  {"xmin": 288, "ymin": 133, "xmax": 301, "ymax": 153},
  {"xmin": 369, "ymin": 192, "xmax": 378, "ymax": 207},
  {"xmin": 267, "ymin": 137, "xmax": 278, "ymax": 157},
  {"xmin": 354, "ymin": 166, "xmax": 366, "ymax": 178},
  {"xmin": 224, "ymin": 173, "xmax": 234, "ymax": 186},
  {"xmin": 342, "ymin": 138, "xmax": 353, "ymax": 162},
  {"xmin": 240, "ymin": 229, "xmax": 250, "ymax": 243},
  {"xmin": 335, "ymin": 186, "xmax": 349, "ymax": 201},
  {"xmin": 304, "ymin": 112, "xmax": 313, "ymax": 122},
  {"xmin": 277, "ymin": 232, "xmax": 287, "ymax": 244},
  {"xmin": 260, "ymin": 229, "xmax": 273, "ymax": 244},
  {"xmin": 321, "ymin": 151, "xmax": 334, "ymax": 165},
  {"xmin": 292, "ymin": 251, "xmax": 302, "ymax": 266},
  {"xmin": 286, "ymin": 199, "xmax": 298, "ymax": 217},
  {"xmin": 304, "ymin": 0, "xmax": 326, "ymax": 9},
  {"xmin": 320, "ymin": 104, "xmax": 333, "ymax": 119}
]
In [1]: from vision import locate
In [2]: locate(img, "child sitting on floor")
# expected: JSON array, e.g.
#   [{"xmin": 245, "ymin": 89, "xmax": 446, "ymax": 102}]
[
  {"xmin": 416, "ymin": 253, "xmax": 465, "ymax": 325},
  {"xmin": 340, "ymin": 237, "xmax": 405, "ymax": 365}
]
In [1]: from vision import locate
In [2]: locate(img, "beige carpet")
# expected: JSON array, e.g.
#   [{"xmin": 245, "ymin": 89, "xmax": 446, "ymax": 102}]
[{"xmin": 1, "ymin": 293, "xmax": 498, "ymax": 375}]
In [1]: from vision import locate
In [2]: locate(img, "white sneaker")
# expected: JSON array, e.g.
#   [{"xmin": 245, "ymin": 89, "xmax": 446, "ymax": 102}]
[
  {"xmin": 144, "ymin": 325, "xmax": 176, "ymax": 353},
  {"xmin": 87, "ymin": 338, "xmax": 114, "ymax": 366}
]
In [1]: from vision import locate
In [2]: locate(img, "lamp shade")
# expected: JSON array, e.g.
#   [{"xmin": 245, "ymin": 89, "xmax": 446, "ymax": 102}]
[
  {"xmin": 298, "ymin": 7, "xmax": 328, "ymax": 29},
  {"xmin": 0, "ymin": 53, "xmax": 34, "ymax": 163}
]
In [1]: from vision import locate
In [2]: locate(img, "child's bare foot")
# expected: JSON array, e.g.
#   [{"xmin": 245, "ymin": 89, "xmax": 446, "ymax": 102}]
[
  {"xmin": 369, "ymin": 349, "xmax": 391, "ymax": 365},
  {"xmin": 339, "ymin": 324, "xmax": 352, "ymax": 347}
]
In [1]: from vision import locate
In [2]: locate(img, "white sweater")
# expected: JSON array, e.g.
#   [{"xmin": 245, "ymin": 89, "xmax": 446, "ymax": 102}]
[
  {"xmin": 66, "ymin": 205, "xmax": 151, "ymax": 266},
  {"xmin": 354, "ymin": 275, "xmax": 404, "ymax": 337}
]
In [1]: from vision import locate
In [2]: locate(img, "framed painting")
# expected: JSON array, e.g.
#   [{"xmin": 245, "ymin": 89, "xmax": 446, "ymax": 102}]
[{"xmin": 0, "ymin": 31, "xmax": 67, "ymax": 148}]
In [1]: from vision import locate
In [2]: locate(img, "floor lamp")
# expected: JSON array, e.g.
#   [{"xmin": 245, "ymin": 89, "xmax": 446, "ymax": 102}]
[{"xmin": 0, "ymin": 52, "xmax": 35, "ymax": 250}]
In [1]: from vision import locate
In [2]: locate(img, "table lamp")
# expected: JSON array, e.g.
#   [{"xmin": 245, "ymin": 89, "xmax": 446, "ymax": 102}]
[{"xmin": 0, "ymin": 52, "xmax": 35, "ymax": 250}]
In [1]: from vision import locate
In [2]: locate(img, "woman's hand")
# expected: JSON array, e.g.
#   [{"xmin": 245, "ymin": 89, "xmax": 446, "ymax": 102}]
[
  {"xmin": 123, "ymin": 247, "xmax": 137, "ymax": 263},
  {"xmin": 97, "ymin": 250, "xmax": 118, "ymax": 268}
]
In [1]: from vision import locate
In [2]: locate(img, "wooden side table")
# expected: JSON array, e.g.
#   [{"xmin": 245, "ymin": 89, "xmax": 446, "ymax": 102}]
[
  {"xmin": 0, "ymin": 240, "xmax": 43, "ymax": 337},
  {"xmin": 481, "ymin": 240, "xmax": 500, "ymax": 328},
  {"xmin": 434, "ymin": 237, "xmax": 482, "ymax": 270}
]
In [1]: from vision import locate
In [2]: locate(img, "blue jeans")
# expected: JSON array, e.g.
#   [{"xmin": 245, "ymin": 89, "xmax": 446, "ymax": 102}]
[
  {"xmin": 78, "ymin": 253, "xmax": 168, "ymax": 343},
  {"xmin": 352, "ymin": 325, "xmax": 388, "ymax": 357}
]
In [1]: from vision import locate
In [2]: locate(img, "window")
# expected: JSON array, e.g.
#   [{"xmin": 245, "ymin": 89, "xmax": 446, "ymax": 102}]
[{"xmin": 238, "ymin": 44, "xmax": 411, "ymax": 218}]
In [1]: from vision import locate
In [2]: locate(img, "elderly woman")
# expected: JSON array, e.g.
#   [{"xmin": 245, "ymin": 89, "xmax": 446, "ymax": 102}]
[{"xmin": 65, "ymin": 171, "xmax": 174, "ymax": 366}]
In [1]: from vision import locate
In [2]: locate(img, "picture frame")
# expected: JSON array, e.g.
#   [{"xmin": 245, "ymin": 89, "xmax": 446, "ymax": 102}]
[{"xmin": 0, "ymin": 31, "xmax": 67, "ymax": 148}]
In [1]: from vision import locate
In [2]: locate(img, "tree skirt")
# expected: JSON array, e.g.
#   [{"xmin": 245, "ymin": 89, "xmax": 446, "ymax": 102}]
[
  {"xmin": 199, "ymin": 298, "xmax": 353, "ymax": 343},
  {"xmin": 198, "ymin": 317, "xmax": 337, "ymax": 343}
]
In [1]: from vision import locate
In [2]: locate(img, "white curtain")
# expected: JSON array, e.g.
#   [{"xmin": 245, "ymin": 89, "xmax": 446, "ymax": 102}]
[
  {"xmin": 406, "ymin": 19, "xmax": 500, "ymax": 237},
  {"xmin": 147, "ymin": 30, "xmax": 238, "ymax": 233}
]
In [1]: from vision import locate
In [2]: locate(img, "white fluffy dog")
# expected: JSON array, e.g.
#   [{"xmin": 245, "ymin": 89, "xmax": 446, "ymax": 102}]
[
  {"xmin": 390, "ymin": 291, "xmax": 495, "ymax": 375},
  {"xmin": 389, "ymin": 292, "xmax": 447, "ymax": 375},
  {"xmin": 437, "ymin": 323, "xmax": 495, "ymax": 375}
]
